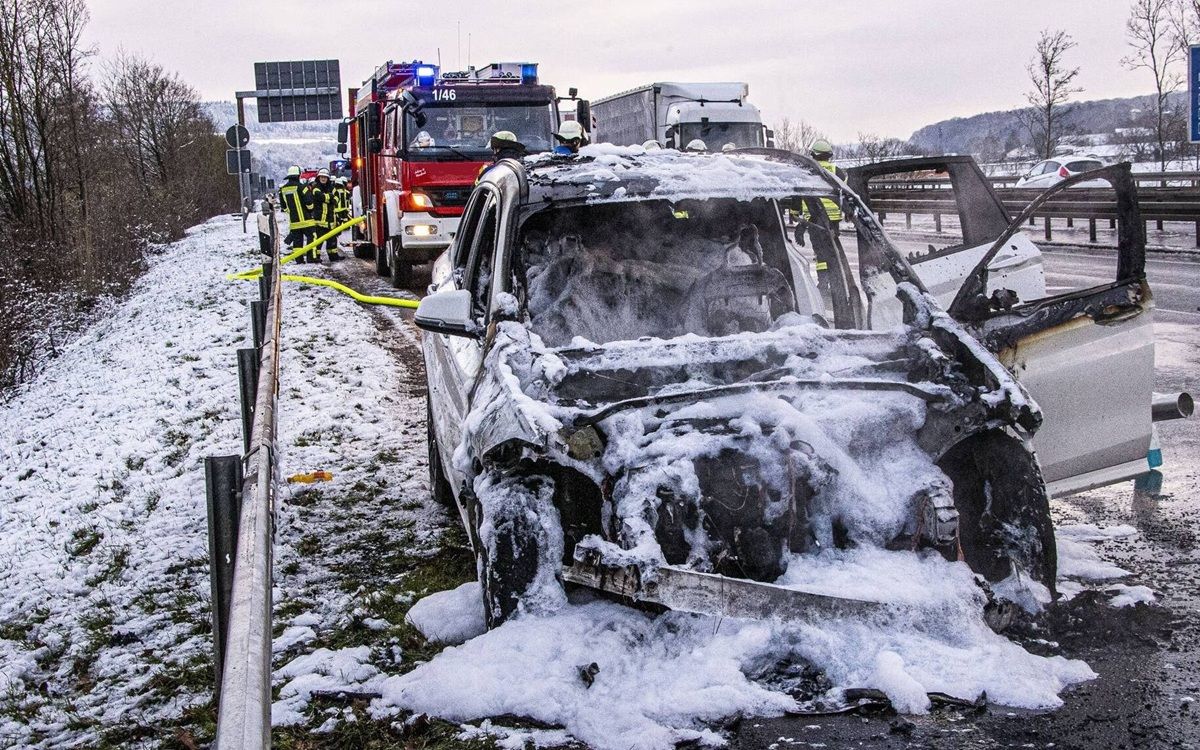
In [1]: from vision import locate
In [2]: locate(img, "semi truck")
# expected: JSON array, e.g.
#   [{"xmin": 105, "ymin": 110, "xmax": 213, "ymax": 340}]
[
  {"xmin": 591, "ymin": 82, "xmax": 773, "ymax": 150},
  {"xmin": 340, "ymin": 60, "xmax": 586, "ymax": 286}
]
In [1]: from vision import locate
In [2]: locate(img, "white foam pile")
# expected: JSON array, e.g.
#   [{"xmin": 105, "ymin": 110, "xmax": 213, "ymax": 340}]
[{"xmin": 377, "ymin": 547, "xmax": 1096, "ymax": 750}]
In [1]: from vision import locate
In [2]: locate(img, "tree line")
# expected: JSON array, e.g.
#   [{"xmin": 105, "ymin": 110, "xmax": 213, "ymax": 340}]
[
  {"xmin": 0, "ymin": 0, "xmax": 235, "ymax": 391},
  {"xmin": 773, "ymin": 0, "xmax": 1200, "ymax": 169}
]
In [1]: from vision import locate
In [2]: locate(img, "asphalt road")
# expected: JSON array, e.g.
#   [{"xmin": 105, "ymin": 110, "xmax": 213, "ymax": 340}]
[{"xmin": 1041, "ymin": 247, "xmax": 1200, "ymax": 326}]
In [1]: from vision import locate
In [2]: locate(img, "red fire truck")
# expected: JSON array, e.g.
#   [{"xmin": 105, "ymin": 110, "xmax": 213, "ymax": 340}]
[{"xmin": 341, "ymin": 60, "xmax": 584, "ymax": 286}]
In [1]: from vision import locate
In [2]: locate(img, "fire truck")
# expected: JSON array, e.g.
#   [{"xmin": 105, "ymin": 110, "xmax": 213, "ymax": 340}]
[{"xmin": 340, "ymin": 61, "xmax": 586, "ymax": 286}]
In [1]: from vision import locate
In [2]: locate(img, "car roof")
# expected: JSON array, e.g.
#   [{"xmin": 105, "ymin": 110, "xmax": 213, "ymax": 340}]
[{"xmin": 498, "ymin": 145, "xmax": 839, "ymax": 206}]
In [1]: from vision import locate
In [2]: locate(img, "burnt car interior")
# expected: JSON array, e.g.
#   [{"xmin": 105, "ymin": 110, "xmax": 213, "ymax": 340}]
[{"xmin": 511, "ymin": 198, "xmax": 804, "ymax": 347}]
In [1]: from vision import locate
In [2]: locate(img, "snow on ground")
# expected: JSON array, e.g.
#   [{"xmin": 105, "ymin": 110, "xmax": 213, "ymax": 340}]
[{"xmin": 0, "ymin": 217, "xmax": 258, "ymax": 746}]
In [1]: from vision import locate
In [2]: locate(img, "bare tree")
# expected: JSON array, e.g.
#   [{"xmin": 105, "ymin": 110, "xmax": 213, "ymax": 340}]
[
  {"xmin": 1018, "ymin": 29, "xmax": 1082, "ymax": 159},
  {"xmin": 849, "ymin": 132, "xmax": 908, "ymax": 163},
  {"xmin": 772, "ymin": 117, "xmax": 828, "ymax": 154},
  {"xmin": 1123, "ymin": 0, "xmax": 1185, "ymax": 170}
]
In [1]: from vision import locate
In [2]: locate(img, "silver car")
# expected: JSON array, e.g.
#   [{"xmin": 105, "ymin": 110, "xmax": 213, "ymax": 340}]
[{"xmin": 414, "ymin": 148, "xmax": 1161, "ymax": 628}]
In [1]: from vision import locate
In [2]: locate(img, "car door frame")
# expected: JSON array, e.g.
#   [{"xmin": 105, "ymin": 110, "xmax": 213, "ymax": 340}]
[
  {"xmin": 846, "ymin": 155, "xmax": 1048, "ymax": 309},
  {"xmin": 949, "ymin": 163, "xmax": 1154, "ymax": 496}
]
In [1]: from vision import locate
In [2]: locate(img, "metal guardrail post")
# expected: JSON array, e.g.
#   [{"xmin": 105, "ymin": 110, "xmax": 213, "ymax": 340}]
[
  {"xmin": 259, "ymin": 260, "xmax": 273, "ymax": 303},
  {"xmin": 237, "ymin": 348, "xmax": 261, "ymax": 455},
  {"xmin": 250, "ymin": 301, "xmax": 266, "ymax": 351},
  {"xmin": 205, "ymin": 454, "xmax": 243, "ymax": 702}
]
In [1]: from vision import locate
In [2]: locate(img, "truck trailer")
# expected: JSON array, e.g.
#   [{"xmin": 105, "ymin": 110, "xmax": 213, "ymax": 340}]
[{"xmin": 591, "ymin": 81, "xmax": 773, "ymax": 150}]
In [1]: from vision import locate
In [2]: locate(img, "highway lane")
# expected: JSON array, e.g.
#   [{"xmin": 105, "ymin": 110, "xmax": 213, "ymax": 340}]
[{"xmin": 1041, "ymin": 247, "xmax": 1200, "ymax": 325}]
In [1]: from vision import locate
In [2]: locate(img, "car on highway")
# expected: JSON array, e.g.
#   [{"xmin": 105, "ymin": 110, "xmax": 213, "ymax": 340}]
[
  {"xmin": 1013, "ymin": 156, "xmax": 1107, "ymax": 188},
  {"xmin": 412, "ymin": 147, "xmax": 1160, "ymax": 628}
]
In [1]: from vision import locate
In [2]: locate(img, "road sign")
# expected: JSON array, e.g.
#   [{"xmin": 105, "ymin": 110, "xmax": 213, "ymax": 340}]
[
  {"xmin": 247, "ymin": 60, "xmax": 342, "ymax": 123},
  {"xmin": 1191, "ymin": 46, "xmax": 1200, "ymax": 143},
  {"xmin": 226, "ymin": 149, "xmax": 252, "ymax": 175},
  {"xmin": 225, "ymin": 125, "xmax": 250, "ymax": 149}
]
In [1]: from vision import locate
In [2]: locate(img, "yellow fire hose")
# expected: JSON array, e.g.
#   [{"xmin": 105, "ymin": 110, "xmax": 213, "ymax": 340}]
[
  {"xmin": 226, "ymin": 215, "xmax": 419, "ymax": 309},
  {"xmin": 280, "ymin": 274, "xmax": 420, "ymax": 309},
  {"xmin": 226, "ymin": 215, "xmax": 367, "ymax": 281}
]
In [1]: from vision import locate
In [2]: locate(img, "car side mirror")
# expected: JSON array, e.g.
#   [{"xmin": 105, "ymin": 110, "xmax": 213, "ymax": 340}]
[
  {"xmin": 414, "ymin": 289, "xmax": 479, "ymax": 338},
  {"xmin": 337, "ymin": 142, "xmax": 347, "ymax": 155}
]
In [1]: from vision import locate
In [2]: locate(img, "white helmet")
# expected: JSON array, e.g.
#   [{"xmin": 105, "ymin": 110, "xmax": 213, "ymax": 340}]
[
  {"xmin": 721, "ymin": 142, "xmax": 737, "ymax": 152},
  {"xmin": 555, "ymin": 120, "xmax": 587, "ymax": 143},
  {"xmin": 317, "ymin": 168, "xmax": 330, "ymax": 178},
  {"xmin": 684, "ymin": 139, "xmax": 708, "ymax": 152},
  {"xmin": 641, "ymin": 139, "xmax": 662, "ymax": 150},
  {"xmin": 415, "ymin": 130, "xmax": 435, "ymax": 147}
]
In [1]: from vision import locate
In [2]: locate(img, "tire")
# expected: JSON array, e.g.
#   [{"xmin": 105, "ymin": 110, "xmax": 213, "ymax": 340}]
[
  {"xmin": 374, "ymin": 241, "xmax": 389, "ymax": 276},
  {"xmin": 426, "ymin": 395, "xmax": 455, "ymax": 508},
  {"xmin": 389, "ymin": 237, "xmax": 412, "ymax": 288},
  {"xmin": 473, "ymin": 472, "xmax": 561, "ymax": 629},
  {"xmin": 938, "ymin": 431, "xmax": 1057, "ymax": 594}
]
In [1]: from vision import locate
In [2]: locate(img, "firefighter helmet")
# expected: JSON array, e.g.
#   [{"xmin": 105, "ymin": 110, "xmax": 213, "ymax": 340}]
[
  {"xmin": 317, "ymin": 168, "xmax": 330, "ymax": 177},
  {"xmin": 684, "ymin": 139, "xmax": 708, "ymax": 152},
  {"xmin": 810, "ymin": 139, "xmax": 834, "ymax": 159},
  {"xmin": 641, "ymin": 139, "xmax": 662, "ymax": 150},
  {"xmin": 721, "ymin": 142, "xmax": 737, "ymax": 152},
  {"xmin": 287, "ymin": 165, "xmax": 301, "ymax": 177},
  {"xmin": 555, "ymin": 120, "xmax": 586, "ymax": 143}
]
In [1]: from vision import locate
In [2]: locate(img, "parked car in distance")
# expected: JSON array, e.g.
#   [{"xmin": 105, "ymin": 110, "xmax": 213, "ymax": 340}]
[{"xmin": 1014, "ymin": 156, "xmax": 1106, "ymax": 188}]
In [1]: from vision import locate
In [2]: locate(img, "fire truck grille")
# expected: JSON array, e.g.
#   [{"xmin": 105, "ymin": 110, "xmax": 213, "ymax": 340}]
[{"xmin": 424, "ymin": 187, "xmax": 470, "ymax": 208}]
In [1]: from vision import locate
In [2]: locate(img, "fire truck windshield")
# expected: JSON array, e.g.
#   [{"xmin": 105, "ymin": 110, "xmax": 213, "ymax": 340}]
[
  {"xmin": 677, "ymin": 122, "xmax": 765, "ymax": 150},
  {"xmin": 406, "ymin": 102, "xmax": 556, "ymax": 158}
]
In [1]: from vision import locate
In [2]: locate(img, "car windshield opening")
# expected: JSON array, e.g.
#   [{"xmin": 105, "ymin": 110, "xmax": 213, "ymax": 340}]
[
  {"xmin": 517, "ymin": 198, "xmax": 801, "ymax": 347},
  {"xmin": 406, "ymin": 102, "xmax": 556, "ymax": 158}
]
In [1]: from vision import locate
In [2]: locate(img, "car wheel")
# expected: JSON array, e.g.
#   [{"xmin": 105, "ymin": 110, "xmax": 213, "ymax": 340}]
[
  {"xmin": 938, "ymin": 431, "xmax": 1057, "ymax": 594},
  {"xmin": 426, "ymin": 394, "xmax": 454, "ymax": 508},
  {"xmin": 473, "ymin": 472, "xmax": 562, "ymax": 628},
  {"xmin": 389, "ymin": 238, "xmax": 412, "ymax": 288}
]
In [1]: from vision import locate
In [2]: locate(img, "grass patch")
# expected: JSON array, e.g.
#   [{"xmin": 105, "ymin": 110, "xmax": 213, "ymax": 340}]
[
  {"xmin": 124, "ymin": 455, "xmax": 147, "ymax": 472},
  {"xmin": 274, "ymin": 714, "xmax": 500, "ymax": 750},
  {"xmin": 162, "ymin": 428, "xmax": 192, "ymax": 467},
  {"xmin": 68, "ymin": 527, "xmax": 103, "ymax": 557},
  {"xmin": 287, "ymin": 488, "xmax": 323, "ymax": 507},
  {"xmin": 85, "ymin": 546, "xmax": 130, "ymax": 587}
]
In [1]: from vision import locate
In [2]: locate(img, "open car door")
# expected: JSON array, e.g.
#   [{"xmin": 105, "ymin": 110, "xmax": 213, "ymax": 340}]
[
  {"xmin": 846, "ymin": 156, "xmax": 1047, "ymax": 308},
  {"xmin": 943, "ymin": 164, "xmax": 1154, "ymax": 497}
]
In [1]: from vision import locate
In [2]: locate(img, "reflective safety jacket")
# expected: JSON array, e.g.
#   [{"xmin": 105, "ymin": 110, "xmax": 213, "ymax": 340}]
[
  {"xmin": 333, "ymin": 185, "xmax": 351, "ymax": 220},
  {"xmin": 279, "ymin": 179, "xmax": 315, "ymax": 229},
  {"xmin": 309, "ymin": 180, "xmax": 335, "ymax": 228},
  {"xmin": 801, "ymin": 160, "xmax": 846, "ymax": 223}
]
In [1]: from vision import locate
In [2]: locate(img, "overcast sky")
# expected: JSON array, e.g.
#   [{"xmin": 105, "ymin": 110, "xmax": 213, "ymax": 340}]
[{"xmin": 87, "ymin": 0, "xmax": 1151, "ymax": 141}]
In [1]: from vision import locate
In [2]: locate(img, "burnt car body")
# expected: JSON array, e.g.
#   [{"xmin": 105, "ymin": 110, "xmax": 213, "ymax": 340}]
[{"xmin": 413, "ymin": 147, "xmax": 1151, "ymax": 627}]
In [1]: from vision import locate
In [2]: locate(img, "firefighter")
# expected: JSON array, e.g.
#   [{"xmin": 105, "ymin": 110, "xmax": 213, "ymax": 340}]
[
  {"xmin": 477, "ymin": 131, "xmax": 527, "ymax": 183},
  {"xmin": 329, "ymin": 177, "xmax": 351, "ymax": 262},
  {"xmin": 490, "ymin": 131, "xmax": 527, "ymax": 161},
  {"xmin": 798, "ymin": 139, "xmax": 847, "ymax": 240},
  {"xmin": 279, "ymin": 165, "xmax": 316, "ymax": 261},
  {"xmin": 553, "ymin": 120, "xmax": 586, "ymax": 155},
  {"xmin": 309, "ymin": 168, "xmax": 336, "ymax": 263}
]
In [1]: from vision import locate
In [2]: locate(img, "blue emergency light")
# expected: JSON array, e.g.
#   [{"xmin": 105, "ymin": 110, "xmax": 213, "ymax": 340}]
[
  {"xmin": 416, "ymin": 65, "xmax": 437, "ymax": 86},
  {"xmin": 521, "ymin": 63, "xmax": 538, "ymax": 84}
]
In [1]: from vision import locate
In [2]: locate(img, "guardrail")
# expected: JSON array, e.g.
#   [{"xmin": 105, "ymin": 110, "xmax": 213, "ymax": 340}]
[
  {"xmin": 866, "ymin": 173, "xmax": 1200, "ymax": 247},
  {"xmin": 205, "ymin": 205, "xmax": 282, "ymax": 748}
]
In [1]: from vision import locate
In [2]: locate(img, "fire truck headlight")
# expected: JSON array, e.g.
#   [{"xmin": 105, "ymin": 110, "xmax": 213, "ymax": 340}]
[
  {"xmin": 406, "ymin": 224, "xmax": 436, "ymax": 237},
  {"xmin": 408, "ymin": 192, "xmax": 434, "ymax": 209}
]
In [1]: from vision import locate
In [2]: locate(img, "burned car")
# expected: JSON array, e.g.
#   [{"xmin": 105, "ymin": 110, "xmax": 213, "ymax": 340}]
[{"xmin": 413, "ymin": 147, "xmax": 1150, "ymax": 627}]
